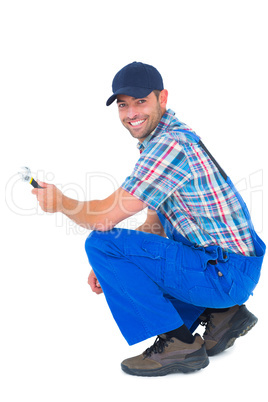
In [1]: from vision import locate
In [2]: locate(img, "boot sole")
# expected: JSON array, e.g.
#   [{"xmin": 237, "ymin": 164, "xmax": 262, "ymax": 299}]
[
  {"xmin": 121, "ymin": 345, "xmax": 209, "ymax": 377},
  {"xmin": 206, "ymin": 306, "xmax": 258, "ymax": 357}
]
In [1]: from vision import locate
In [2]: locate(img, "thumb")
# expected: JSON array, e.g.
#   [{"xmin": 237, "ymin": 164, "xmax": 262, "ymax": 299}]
[{"xmin": 36, "ymin": 179, "xmax": 49, "ymax": 188}]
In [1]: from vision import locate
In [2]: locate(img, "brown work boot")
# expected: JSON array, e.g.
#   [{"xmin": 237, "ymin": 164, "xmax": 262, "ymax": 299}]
[
  {"xmin": 121, "ymin": 334, "xmax": 209, "ymax": 377},
  {"xmin": 200, "ymin": 305, "xmax": 258, "ymax": 356}
]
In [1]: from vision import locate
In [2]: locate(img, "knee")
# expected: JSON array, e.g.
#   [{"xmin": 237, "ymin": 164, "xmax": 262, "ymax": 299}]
[
  {"xmin": 84, "ymin": 231, "xmax": 106, "ymax": 270},
  {"xmin": 85, "ymin": 230, "xmax": 104, "ymax": 255},
  {"xmin": 85, "ymin": 229, "xmax": 126, "ymax": 274},
  {"xmin": 84, "ymin": 228, "xmax": 125, "ymax": 256}
]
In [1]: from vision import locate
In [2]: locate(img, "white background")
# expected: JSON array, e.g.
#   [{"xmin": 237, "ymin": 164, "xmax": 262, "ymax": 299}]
[{"xmin": 1, "ymin": 1, "xmax": 267, "ymax": 401}]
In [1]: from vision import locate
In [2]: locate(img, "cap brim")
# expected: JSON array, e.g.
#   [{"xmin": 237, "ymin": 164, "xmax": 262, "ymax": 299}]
[{"xmin": 106, "ymin": 87, "xmax": 153, "ymax": 106}]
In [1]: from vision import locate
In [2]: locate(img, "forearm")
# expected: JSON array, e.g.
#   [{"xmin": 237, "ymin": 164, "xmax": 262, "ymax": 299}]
[
  {"xmin": 61, "ymin": 195, "xmax": 108, "ymax": 230},
  {"xmin": 32, "ymin": 184, "xmax": 147, "ymax": 231}
]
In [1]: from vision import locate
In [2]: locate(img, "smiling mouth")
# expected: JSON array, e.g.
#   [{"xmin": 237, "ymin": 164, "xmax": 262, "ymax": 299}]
[{"xmin": 129, "ymin": 119, "xmax": 146, "ymax": 127}]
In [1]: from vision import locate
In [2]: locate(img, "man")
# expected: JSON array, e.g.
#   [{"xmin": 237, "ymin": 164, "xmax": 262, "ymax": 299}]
[{"xmin": 32, "ymin": 62, "xmax": 266, "ymax": 377}]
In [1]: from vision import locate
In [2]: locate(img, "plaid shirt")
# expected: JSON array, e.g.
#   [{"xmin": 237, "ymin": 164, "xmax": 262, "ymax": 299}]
[{"xmin": 121, "ymin": 109, "xmax": 256, "ymax": 256}]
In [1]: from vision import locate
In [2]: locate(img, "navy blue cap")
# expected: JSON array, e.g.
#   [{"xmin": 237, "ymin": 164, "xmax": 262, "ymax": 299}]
[{"xmin": 106, "ymin": 62, "xmax": 164, "ymax": 106}]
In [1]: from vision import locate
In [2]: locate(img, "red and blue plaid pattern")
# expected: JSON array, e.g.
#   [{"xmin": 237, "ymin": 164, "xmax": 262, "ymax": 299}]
[{"xmin": 121, "ymin": 109, "xmax": 255, "ymax": 256}]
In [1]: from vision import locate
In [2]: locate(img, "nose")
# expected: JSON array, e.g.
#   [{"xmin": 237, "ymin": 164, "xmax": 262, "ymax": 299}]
[{"xmin": 127, "ymin": 105, "xmax": 139, "ymax": 120}]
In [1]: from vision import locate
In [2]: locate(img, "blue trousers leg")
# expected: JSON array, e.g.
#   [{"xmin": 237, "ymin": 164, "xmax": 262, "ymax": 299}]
[{"xmin": 85, "ymin": 228, "xmax": 205, "ymax": 345}]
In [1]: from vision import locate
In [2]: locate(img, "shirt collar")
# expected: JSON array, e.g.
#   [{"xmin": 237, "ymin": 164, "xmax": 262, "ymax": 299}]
[{"xmin": 137, "ymin": 109, "xmax": 176, "ymax": 153}]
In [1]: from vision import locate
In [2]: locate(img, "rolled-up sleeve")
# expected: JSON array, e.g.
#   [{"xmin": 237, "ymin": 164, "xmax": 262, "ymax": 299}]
[{"xmin": 121, "ymin": 136, "xmax": 192, "ymax": 210}]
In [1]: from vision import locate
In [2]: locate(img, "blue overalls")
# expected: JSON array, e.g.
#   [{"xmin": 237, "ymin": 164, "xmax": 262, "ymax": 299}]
[{"xmin": 85, "ymin": 210, "xmax": 265, "ymax": 346}]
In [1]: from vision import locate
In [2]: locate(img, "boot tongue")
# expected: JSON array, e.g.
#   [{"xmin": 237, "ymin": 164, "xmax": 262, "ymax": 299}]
[
  {"xmin": 159, "ymin": 333, "xmax": 175, "ymax": 341},
  {"xmin": 159, "ymin": 333, "xmax": 168, "ymax": 340}
]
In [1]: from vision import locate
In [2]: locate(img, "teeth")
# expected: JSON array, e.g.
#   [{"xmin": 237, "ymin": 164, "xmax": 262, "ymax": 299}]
[{"xmin": 130, "ymin": 119, "xmax": 145, "ymax": 126}]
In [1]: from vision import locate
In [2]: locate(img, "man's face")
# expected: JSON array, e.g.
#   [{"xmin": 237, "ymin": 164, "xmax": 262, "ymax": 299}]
[{"xmin": 116, "ymin": 91, "xmax": 167, "ymax": 142}]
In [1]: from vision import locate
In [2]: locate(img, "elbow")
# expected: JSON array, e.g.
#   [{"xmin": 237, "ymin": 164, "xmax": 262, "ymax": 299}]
[{"xmin": 92, "ymin": 218, "xmax": 115, "ymax": 232}]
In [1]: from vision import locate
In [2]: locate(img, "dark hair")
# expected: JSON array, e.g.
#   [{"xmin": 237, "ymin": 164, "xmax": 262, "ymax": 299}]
[{"xmin": 153, "ymin": 90, "xmax": 161, "ymax": 100}]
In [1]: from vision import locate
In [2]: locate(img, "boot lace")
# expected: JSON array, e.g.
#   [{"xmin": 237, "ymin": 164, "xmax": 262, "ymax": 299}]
[{"xmin": 143, "ymin": 336, "xmax": 174, "ymax": 359}]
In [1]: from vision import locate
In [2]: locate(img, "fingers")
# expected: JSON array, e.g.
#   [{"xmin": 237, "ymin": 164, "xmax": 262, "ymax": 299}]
[
  {"xmin": 31, "ymin": 186, "xmax": 48, "ymax": 202},
  {"xmin": 36, "ymin": 179, "xmax": 48, "ymax": 188},
  {"xmin": 95, "ymin": 280, "xmax": 103, "ymax": 294},
  {"xmin": 88, "ymin": 271, "xmax": 103, "ymax": 295},
  {"xmin": 93, "ymin": 286, "xmax": 103, "ymax": 295},
  {"xmin": 31, "ymin": 180, "xmax": 48, "ymax": 195},
  {"xmin": 31, "ymin": 182, "xmax": 62, "ymax": 213},
  {"xmin": 89, "ymin": 281, "xmax": 103, "ymax": 294}
]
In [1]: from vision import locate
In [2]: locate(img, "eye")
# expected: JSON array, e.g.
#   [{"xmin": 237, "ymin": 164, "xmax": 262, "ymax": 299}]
[
  {"xmin": 137, "ymin": 99, "xmax": 146, "ymax": 104},
  {"xmin": 118, "ymin": 103, "xmax": 126, "ymax": 108}
]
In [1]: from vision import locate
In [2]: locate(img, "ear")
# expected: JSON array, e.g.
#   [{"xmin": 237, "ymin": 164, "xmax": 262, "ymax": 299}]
[{"xmin": 159, "ymin": 89, "xmax": 168, "ymax": 109}]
